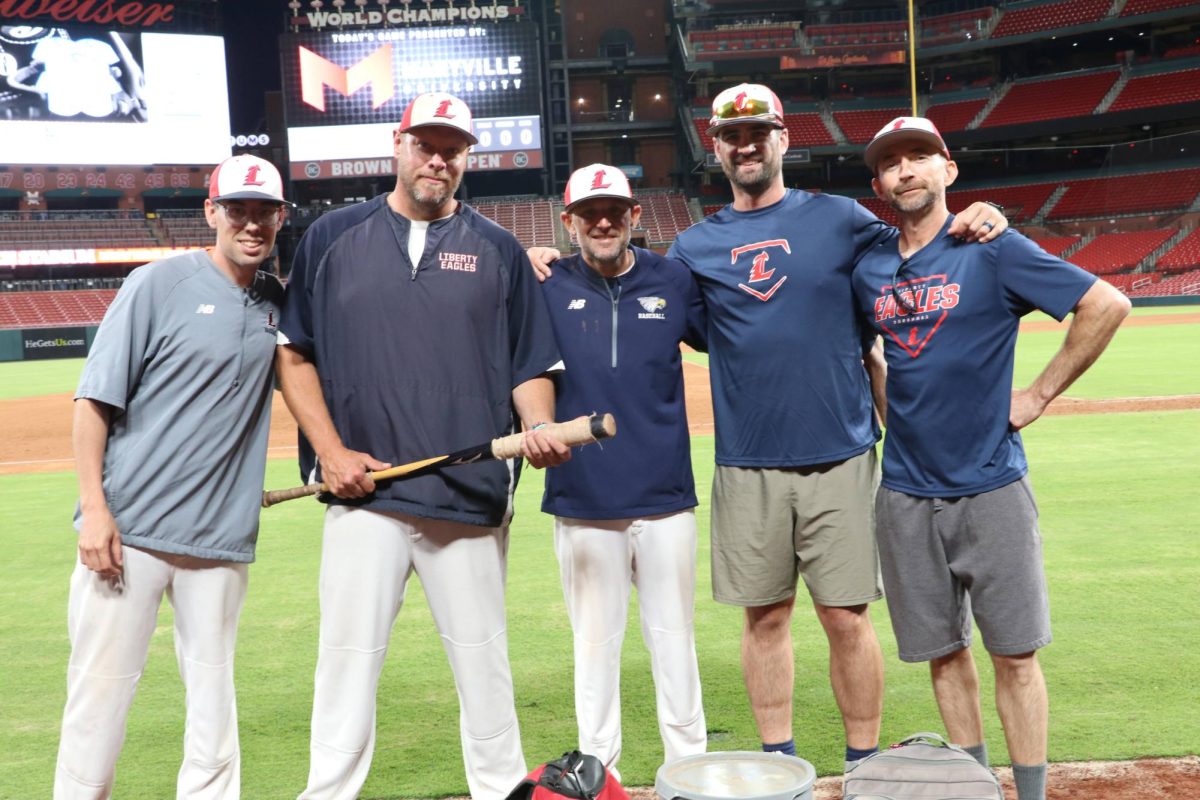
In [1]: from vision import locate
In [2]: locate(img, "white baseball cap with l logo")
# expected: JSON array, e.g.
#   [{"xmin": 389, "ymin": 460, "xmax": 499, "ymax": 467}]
[
  {"xmin": 563, "ymin": 164, "xmax": 635, "ymax": 212},
  {"xmin": 209, "ymin": 154, "xmax": 290, "ymax": 204},
  {"xmin": 399, "ymin": 92, "xmax": 479, "ymax": 145}
]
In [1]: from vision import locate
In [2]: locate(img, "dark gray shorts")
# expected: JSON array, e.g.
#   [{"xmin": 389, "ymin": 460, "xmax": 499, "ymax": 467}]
[{"xmin": 875, "ymin": 476, "xmax": 1052, "ymax": 662}]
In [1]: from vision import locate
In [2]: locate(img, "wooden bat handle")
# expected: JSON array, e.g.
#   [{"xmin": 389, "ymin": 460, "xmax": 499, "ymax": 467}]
[
  {"xmin": 492, "ymin": 413, "xmax": 617, "ymax": 459},
  {"xmin": 262, "ymin": 414, "xmax": 616, "ymax": 508}
]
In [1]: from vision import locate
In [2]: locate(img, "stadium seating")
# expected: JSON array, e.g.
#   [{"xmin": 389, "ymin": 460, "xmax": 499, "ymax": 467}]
[
  {"xmin": 833, "ymin": 107, "xmax": 910, "ymax": 143},
  {"xmin": 689, "ymin": 24, "xmax": 798, "ymax": 54},
  {"xmin": 1155, "ymin": 227, "xmax": 1200, "ymax": 273},
  {"xmin": 636, "ymin": 192, "xmax": 696, "ymax": 245},
  {"xmin": 702, "ymin": 204, "xmax": 725, "ymax": 217},
  {"xmin": 784, "ymin": 113, "xmax": 836, "ymax": 146},
  {"xmin": 946, "ymin": 183, "xmax": 1060, "ymax": 224},
  {"xmin": 981, "ymin": 70, "xmax": 1118, "ymax": 128},
  {"xmin": 156, "ymin": 211, "xmax": 213, "ymax": 247},
  {"xmin": 1107, "ymin": 68, "xmax": 1200, "ymax": 112},
  {"xmin": 471, "ymin": 199, "xmax": 558, "ymax": 249},
  {"xmin": 1127, "ymin": 268, "xmax": 1200, "ymax": 295},
  {"xmin": 1121, "ymin": 0, "xmax": 1198, "ymax": 16},
  {"xmin": 1096, "ymin": 272, "xmax": 1153, "ymax": 293},
  {"xmin": 1047, "ymin": 168, "xmax": 1200, "ymax": 219},
  {"xmin": 1067, "ymin": 229, "xmax": 1176, "ymax": 274},
  {"xmin": 990, "ymin": 0, "xmax": 1111, "ymax": 39},
  {"xmin": 0, "ymin": 290, "xmax": 116, "ymax": 329},
  {"xmin": 0, "ymin": 214, "xmax": 158, "ymax": 249},
  {"xmin": 804, "ymin": 22, "xmax": 907, "ymax": 48},
  {"xmin": 1032, "ymin": 234, "xmax": 1082, "ymax": 257},
  {"xmin": 925, "ymin": 97, "xmax": 988, "ymax": 132},
  {"xmin": 920, "ymin": 8, "xmax": 994, "ymax": 45}
]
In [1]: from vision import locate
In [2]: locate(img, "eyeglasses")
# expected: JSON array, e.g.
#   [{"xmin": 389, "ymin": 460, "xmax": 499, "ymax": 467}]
[
  {"xmin": 890, "ymin": 259, "xmax": 918, "ymax": 314},
  {"xmin": 713, "ymin": 93, "xmax": 779, "ymax": 123},
  {"xmin": 216, "ymin": 202, "xmax": 284, "ymax": 229}
]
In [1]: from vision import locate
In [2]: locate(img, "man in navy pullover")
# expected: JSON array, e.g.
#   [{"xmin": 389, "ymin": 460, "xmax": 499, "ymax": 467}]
[
  {"xmin": 537, "ymin": 164, "xmax": 709, "ymax": 775},
  {"xmin": 277, "ymin": 92, "xmax": 570, "ymax": 800}
]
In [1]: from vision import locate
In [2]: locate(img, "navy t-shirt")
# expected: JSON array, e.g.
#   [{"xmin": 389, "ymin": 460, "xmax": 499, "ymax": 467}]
[
  {"xmin": 668, "ymin": 189, "xmax": 884, "ymax": 467},
  {"xmin": 540, "ymin": 248, "xmax": 707, "ymax": 519},
  {"xmin": 852, "ymin": 217, "xmax": 1097, "ymax": 497}
]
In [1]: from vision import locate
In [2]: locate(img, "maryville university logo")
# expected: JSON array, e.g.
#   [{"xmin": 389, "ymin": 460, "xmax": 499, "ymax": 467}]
[
  {"xmin": 875, "ymin": 273, "xmax": 961, "ymax": 357},
  {"xmin": 299, "ymin": 44, "xmax": 394, "ymax": 111},
  {"xmin": 730, "ymin": 239, "xmax": 789, "ymax": 302}
]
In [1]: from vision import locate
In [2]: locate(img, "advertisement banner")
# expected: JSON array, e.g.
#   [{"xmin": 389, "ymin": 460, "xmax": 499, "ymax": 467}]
[
  {"xmin": 781, "ymin": 50, "xmax": 907, "ymax": 69},
  {"xmin": 282, "ymin": 23, "xmax": 544, "ymax": 178},
  {"xmin": 22, "ymin": 326, "xmax": 89, "ymax": 360}
]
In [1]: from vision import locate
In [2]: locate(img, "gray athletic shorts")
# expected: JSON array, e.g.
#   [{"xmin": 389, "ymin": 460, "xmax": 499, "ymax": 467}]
[
  {"xmin": 875, "ymin": 476, "xmax": 1052, "ymax": 662},
  {"xmin": 710, "ymin": 448, "xmax": 883, "ymax": 608}
]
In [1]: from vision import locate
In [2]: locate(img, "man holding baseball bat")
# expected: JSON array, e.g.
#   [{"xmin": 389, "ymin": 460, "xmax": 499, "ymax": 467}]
[
  {"xmin": 276, "ymin": 92, "xmax": 569, "ymax": 800},
  {"xmin": 534, "ymin": 164, "xmax": 709, "ymax": 775},
  {"xmin": 55, "ymin": 154, "xmax": 289, "ymax": 799}
]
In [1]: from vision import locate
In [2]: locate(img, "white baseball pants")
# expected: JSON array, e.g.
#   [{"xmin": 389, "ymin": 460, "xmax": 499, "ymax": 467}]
[
  {"xmin": 54, "ymin": 546, "xmax": 248, "ymax": 800},
  {"xmin": 554, "ymin": 510, "xmax": 707, "ymax": 774},
  {"xmin": 299, "ymin": 506, "xmax": 526, "ymax": 800}
]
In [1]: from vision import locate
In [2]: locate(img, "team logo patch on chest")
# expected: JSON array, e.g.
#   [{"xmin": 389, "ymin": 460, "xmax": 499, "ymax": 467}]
[
  {"xmin": 874, "ymin": 273, "xmax": 961, "ymax": 357},
  {"xmin": 637, "ymin": 296, "xmax": 667, "ymax": 319},
  {"xmin": 731, "ymin": 239, "xmax": 790, "ymax": 302},
  {"xmin": 439, "ymin": 251, "xmax": 478, "ymax": 272}
]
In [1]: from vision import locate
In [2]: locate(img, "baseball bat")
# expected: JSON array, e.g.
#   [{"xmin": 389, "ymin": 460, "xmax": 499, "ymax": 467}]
[{"xmin": 262, "ymin": 413, "xmax": 616, "ymax": 508}]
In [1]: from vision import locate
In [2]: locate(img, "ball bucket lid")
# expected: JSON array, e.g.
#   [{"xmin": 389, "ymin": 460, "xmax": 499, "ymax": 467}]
[{"xmin": 655, "ymin": 752, "xmax": 816, "ymax": 800}]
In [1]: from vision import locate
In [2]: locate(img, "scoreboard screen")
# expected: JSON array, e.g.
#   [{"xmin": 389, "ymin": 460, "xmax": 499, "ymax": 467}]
[
  {"xmin": 0, "ymin": 25, "xmax": 230, "ymax": 165},
  {"xmin": 281, "ymin": 23, "xmax": 544, "ymax": 180}
]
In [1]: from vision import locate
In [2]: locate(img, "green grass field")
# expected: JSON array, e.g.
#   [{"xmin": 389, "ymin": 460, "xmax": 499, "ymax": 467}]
[{"xmin": 1, "ymin": 313, "xmax": 1197, "ymax": 798}]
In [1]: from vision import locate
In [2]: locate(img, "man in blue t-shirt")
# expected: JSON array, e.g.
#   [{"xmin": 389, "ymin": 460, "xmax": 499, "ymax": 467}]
[
  {"xmin": 852, "ymin": 117, "xmax": 1130, "ymax": 800},
  {"xmin": 537, "ymin": 164, "xmax": 709, "ymax": 774}
]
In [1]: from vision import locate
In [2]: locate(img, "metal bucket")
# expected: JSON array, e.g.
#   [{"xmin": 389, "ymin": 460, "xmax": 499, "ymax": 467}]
[{"xmin": 655, "ymin": 751, "xmax": 816, "ymax": 800}]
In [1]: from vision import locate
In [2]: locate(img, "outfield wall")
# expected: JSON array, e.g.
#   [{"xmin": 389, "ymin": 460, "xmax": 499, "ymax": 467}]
[
  {"xmin": 0, "ymin": 326, "xmax": 97, "ymax": 363},
  {"xmin": 0, "ymin": 296, "xmax": 1193, "ymax": 362}
]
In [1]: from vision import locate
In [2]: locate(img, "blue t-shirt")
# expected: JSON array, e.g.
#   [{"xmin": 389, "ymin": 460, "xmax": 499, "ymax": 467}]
[
  {"xmin": 540, "ymin": 248, "xmax": 707, "ymax": 519},
  {"xmin": 852, "ymin": 217, "xmax": 1097, "ymax": 497},
  {"xmin": 279, "ymin": 195, "xmax": 561, "ymax": 527},
  {"xmin": 668, "ymin": 189, "xmax": 884, "ymax": 467}
]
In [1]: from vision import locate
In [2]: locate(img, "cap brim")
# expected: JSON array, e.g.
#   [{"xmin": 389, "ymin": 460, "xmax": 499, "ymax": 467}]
[
  {"xmin": 400, "ymin": 121, "xmax": 479, "ymax": 146},
  {"xmin": 864, "ymin": 130, "xmax": 949, "ymax": 171},
  {"xmin": 564, "ymin": 194, "xmax": 637, "ymax": 213},
  {"xmin": 212, "ymin": 190, "xmax": 293, "ymax": 206},
  {"xmin": 706, "ymin": 115, "xmax": 786, "ymax": 137}
]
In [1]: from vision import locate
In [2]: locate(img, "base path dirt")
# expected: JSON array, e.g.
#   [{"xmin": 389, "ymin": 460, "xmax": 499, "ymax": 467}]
[{"xmin": 625, "ymin": 756, "xmax": 1200, "ymax": 800}]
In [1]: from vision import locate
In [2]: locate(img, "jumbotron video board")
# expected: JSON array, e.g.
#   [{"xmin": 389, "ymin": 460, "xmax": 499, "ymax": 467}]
[
  {"xmin": 281, "ymin": 23, "xmax": 543, "ymax": 180},
  {"xmin": 0, "ymin": 24, "xmax": 230, "ymax": 165}
]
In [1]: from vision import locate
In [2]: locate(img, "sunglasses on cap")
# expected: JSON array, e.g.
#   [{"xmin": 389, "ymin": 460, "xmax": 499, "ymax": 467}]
[{"xmin": 713, "ymin": 95, "xmax": 780, "ymax": 124}]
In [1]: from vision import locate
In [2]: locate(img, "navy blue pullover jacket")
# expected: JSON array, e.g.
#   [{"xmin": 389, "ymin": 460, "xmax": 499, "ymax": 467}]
[
  {"xmin": 280, "ymin": 195, "xmax": 561, "ymax": 526},
  {"xmin": 540, "ymin": 247, "xmax": 707, "ymax": 519}
]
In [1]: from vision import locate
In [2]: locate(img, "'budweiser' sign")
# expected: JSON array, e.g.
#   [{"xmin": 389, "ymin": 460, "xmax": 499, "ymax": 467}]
[{"xmin": 0, "ymin": 0, "xmax": 175, "ymax": 28}]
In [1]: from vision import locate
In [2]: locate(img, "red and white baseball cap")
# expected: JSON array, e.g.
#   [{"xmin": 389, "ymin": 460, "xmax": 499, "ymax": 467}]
[
  {"xmin": 707, "ymin": 83, "xmax": 786, "ymax": 136},
  {"xmin": 209, "ymin": 154, "xmax": 289, "ymax": 204},
  {"xmin": 399, "ymin": 91, "xmax": 478, "ymax": 145},
  {"xmin": 563, "ymin": 164, "xmax": 636, "ymax": 213},
  {"xmin": 864, "ymin": 116, "xmax": 950, "ymax": 172}
]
